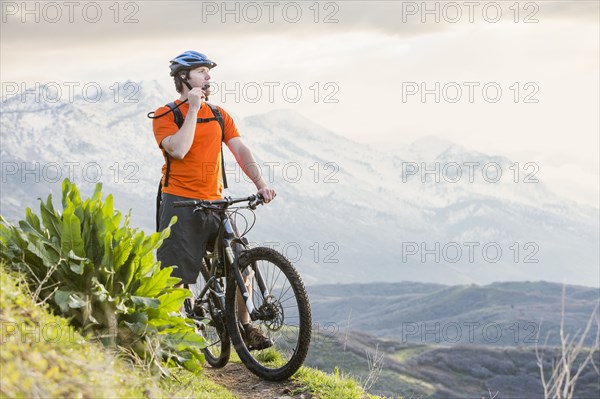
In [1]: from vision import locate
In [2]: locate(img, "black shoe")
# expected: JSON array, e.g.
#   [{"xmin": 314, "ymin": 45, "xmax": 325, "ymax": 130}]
[{"xmin": 242, "ymin": 324, "xmax": 273, "ymax": 351}]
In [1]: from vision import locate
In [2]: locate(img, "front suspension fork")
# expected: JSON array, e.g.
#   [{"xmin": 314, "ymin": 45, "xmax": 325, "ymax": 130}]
[{"xmin": 225, "ymin": 242, "xmax": 270, "ymax": 321}]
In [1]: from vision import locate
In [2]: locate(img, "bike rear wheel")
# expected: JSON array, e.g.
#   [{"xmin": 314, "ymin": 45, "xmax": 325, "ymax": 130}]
[
  {"xmin": 186, "ymin": 259, "xmax": 231, "ymax": 368},
  {"xmin": 225, "ymin": 247, "xmax": 312, "ymax": 381}
]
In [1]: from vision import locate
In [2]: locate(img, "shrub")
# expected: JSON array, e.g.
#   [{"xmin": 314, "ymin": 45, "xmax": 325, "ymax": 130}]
[{"xmin": 0, "ymin": 179, "xmax": 204, "ymax": 373}]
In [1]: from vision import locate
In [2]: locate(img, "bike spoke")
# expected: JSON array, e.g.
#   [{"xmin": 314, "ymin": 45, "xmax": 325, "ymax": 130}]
[
  {"xmin": 278, "ymin": 282, "xmax": 292, "ymax": 301},
  {"xmin": 269, "ymin": 264, "xmax": 284, "ymax": 294}
]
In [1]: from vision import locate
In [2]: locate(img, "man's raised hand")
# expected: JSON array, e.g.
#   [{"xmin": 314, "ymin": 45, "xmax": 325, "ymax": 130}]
[{"xmin": 188, "ymin": 87, "xmax": 206, "ymax": 109}]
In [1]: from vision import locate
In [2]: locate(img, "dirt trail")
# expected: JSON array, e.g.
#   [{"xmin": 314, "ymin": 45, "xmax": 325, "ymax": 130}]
[{"xmin": 203, "ymin": 362, "xmax": 313, "ymax": 399}]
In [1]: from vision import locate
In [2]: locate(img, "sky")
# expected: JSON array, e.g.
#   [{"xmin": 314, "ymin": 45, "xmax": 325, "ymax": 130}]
[{"xmin": 1, "ymin": 0, "xmax": 599, "ymax": 206}]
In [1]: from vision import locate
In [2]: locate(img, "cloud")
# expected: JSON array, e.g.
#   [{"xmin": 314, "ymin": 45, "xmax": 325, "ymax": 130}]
[{"xmin": 3, "ymin": 0, "xmax": 596, "ymax": 48}]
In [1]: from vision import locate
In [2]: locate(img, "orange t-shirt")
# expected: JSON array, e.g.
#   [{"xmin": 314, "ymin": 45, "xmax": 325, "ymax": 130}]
[{"xmin": 153, "ymin": 101, "xmax": 240, "ymax": 200}]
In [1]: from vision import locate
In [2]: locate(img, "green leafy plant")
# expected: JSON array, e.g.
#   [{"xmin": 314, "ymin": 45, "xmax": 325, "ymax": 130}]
[{"xmin": 0, "ymin": 179, "xmax": 204, "ymax": 373}]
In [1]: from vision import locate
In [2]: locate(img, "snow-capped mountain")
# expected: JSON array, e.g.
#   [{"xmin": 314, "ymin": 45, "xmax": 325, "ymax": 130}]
[{"xmin": 1, "ymin": 81, "xmax": 598, "ymax": 287}]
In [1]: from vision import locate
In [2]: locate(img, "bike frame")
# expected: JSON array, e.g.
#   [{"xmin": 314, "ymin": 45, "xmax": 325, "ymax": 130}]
[
  {"xmin": 214, "ymin": 212, "xmax": 270, "ymax": 322},
  {"xmin": 174, "ymin": 196, "xmax": 273, "ymax": 322}
]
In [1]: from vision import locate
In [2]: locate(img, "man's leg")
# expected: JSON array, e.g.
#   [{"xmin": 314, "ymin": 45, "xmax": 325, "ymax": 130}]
[
  {"xmin": 236, "ymin": 267, "xmax": 255, "ymax": 324},
  {"xmin": 231, "ymin": 244, "xmax": 272, "ymax": 350},
  {"xmin": 221, "ymin": 217, "xmax": 273, "ymax": 350},
  {"xmin": 158, "ymin": 193, "xmax": 211, "ymax": 316}
]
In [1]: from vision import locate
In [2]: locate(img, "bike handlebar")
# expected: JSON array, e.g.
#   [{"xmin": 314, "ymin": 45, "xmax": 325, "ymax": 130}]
[{"xmin": 173, "ymin": 194, "xmax": 264, "ymax": 210}]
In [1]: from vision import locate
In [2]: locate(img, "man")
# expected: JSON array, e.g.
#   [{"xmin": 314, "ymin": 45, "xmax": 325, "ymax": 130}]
[{"xmin": 153, "ymin": 50, "xmax": 275, "ymax": 350}]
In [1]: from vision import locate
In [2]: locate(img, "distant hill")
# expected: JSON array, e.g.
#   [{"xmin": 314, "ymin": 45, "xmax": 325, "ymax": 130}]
[
  {"xmin": 308, "ymin": 281, "xmax": 600, "ymax": 346},
  {"xmin": 305, "ymin": 329, "xmax": 600, "ymax": 398}
]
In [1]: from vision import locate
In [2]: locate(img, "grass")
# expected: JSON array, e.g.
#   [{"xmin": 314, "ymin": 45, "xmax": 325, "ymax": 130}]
[
  {"xmin": 254, "ymin": 346, "xmax": 284, "ymax": 365},
  {"xmin": 0, "ymin": 268, "xmax": 235, "ymax": 399},
  {"xmin": 1, "ymin": 264, "xmax": 391, "ymax": 399},
  {"xmin": 291, "ymin": 366, "xmax": 387, "ymax": 399},
  {"xmin": 304, "ymin": 330, "xmax": 405, "ymax": 395},
  {"xmin": 164, "ymin": 368, "xmax": 235, "ymax": 399}
]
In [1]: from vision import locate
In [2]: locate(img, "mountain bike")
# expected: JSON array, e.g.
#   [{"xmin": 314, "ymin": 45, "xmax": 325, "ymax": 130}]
[{"xmin": 174, "ymin": 194, "xmax": 312, "ymax": 381}]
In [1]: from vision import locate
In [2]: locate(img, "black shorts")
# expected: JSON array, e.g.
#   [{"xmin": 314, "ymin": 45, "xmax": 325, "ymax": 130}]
[{"xmin": 157, "ymin": 192, "xmax": 222, "ymax": 285}]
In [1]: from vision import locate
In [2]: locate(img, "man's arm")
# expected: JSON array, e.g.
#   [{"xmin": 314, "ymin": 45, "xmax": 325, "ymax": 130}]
[
  {"xmin": 227, "ymin": 137, "xmax": 276, "ymax": 203},
  {"xmin": 161, "ymin": 88, "xmax": 204, "ymax": 160}
]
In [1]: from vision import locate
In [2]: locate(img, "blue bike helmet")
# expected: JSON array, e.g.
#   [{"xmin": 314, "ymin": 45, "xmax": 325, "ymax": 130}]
[{"xmin": 169, "ymin": 51, "xmax": 217, "ymax": 76}]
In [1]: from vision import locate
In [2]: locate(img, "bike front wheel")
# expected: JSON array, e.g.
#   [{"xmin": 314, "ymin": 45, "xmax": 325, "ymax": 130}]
[{"xmin": 226, "ymin": 247, "xmax": 312, "ymax": 381}]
